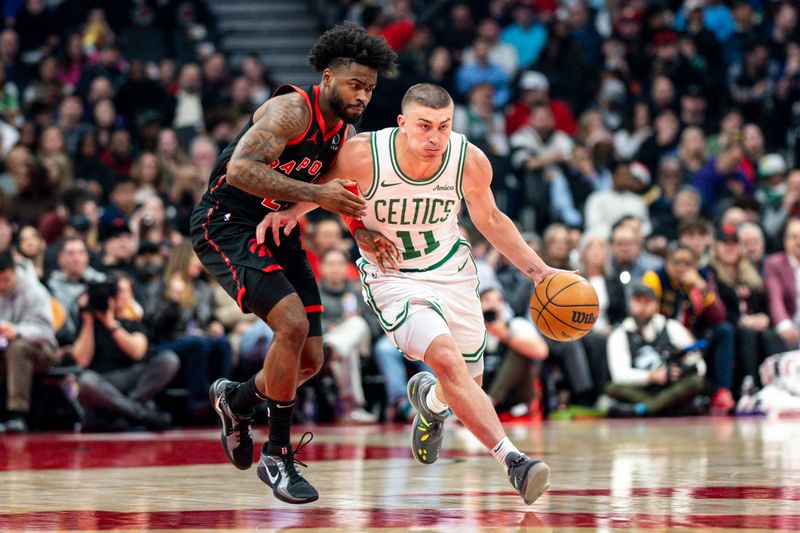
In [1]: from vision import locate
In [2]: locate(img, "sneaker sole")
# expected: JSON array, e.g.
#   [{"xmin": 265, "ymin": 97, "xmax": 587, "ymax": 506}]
[
  {"xmin": 209, "ymin": 378, "xmax": 253, "ymax": 471},
  {"xmin": 409, "ymin": 413, "xmax": 441, "ymax": 465},
  {"xmin": 256, "ymin": 461, "xmax": 319, "ymax": 504},
  {"xmin": 521, "ymin": 462, "xmax": 551, "ymax": 505},
  {"xmin": 407, "ymin": 374, "xmax": 442, "ymax": 465}
]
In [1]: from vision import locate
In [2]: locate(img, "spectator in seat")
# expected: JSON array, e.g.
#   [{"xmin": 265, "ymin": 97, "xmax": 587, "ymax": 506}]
[
  {"xmin": 480, "ymin": 288, "xmax": 548, "ymax": 416},
  {"xmin": 48, "ymin": 236, "xmax": 106, "ymax": 344},
  {"xmin": 74, "ymin": 272, "xmax": 178, "ymax": 431},
  {"xmin": 510, "ymin": 105, "xmax": 579, "ymax": 229},
  {"xmin": 500, "ymin": 1, "xmax": 548, "ymax": 69},
  {"xmin": 764, "ymin": 217, "xmax": 800, "ymax": 350},
  {"xmin": 462, "ymin": 17, "xmax": 518, "ymax": 78},
  {"xmin": 738, "ymin": 222, "xmax": 766, "ymax": 273},
  {"xmin": 643, "ymin": 244, "xmax": 736, "ymax": 414},
  {"xmin": 506, "ymin": 71, "xmax": 576, "ymax": 136},
  {"xmin": 144, "ymin": 240, "xmax": 232, "ymax": 417},
  {"xmin": 455, "ymin": 37, "xmax": 510, "ymax": 108},
  {"xmin": 761, "ymin": 165, "xmax": 799, "ymax": 246},
  {"xmin": 318, "ymin": 248, "xmax": 377, "ymax": 423},
  {"xmin": 0, "ymin": 249, "xmax": 57, "ymax": 433},
  {"xmin": 709, "ymin": 224, "xmax": 784, "ymax": 390},
  {"xmin": 584, "ymin": 161, "xmax": 652, "ymax": 239},
  {"xmin": 606, "ymin": 282, "xmax": 705, "ymax": 417}
]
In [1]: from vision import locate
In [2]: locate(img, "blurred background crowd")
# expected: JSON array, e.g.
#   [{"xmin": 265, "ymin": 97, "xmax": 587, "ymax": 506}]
[{"xmin": 2, "ymin": 0, "xmax": 800, "ymax": 434}]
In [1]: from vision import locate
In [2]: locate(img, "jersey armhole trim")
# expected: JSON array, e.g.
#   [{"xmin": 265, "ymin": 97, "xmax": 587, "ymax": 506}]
[
  {"xmin": 284, "ymin": 85, "xmax": 313, "ymax": 146},
  {"xmin": 456, "ymin": 134, "xmax": 468, "ymax": 200},
  {"xmin": 364, "ymin": 131, "xmax": 380, "ymax": 200}
]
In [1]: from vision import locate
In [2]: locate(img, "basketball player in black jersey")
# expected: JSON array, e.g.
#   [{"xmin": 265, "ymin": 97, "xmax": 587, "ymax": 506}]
[{"xmin": 189, "ymin": 23, "xmax": 396, "ymax": 504}]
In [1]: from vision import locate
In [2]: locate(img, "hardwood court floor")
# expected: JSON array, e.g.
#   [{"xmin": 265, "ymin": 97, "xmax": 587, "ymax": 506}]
[{"xmin": 1, "ymin": 417, "xmax": 799, "ymax": 532}]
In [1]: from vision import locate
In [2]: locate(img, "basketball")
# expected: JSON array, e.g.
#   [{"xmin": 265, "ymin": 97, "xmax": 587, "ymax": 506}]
[{"xmin": 530, "ymin": 272, "xmax": 599, "ymax": 341}]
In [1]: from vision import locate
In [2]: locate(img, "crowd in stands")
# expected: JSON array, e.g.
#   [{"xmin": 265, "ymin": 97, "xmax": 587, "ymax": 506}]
[{"xmin": 3, "ymin": 0, "xmax": 800, "ymax": 433}]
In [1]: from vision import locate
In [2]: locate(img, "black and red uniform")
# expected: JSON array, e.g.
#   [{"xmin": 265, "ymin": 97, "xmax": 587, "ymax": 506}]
[{"xmin": 190, "ymin": 85, "xmax": 349, "ymax": 334}]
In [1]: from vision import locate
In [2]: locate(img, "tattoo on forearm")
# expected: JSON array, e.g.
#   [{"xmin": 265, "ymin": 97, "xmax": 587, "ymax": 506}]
[{"xmin": 228, "ymin": 95, "xmax": 315, "ymax": 202}]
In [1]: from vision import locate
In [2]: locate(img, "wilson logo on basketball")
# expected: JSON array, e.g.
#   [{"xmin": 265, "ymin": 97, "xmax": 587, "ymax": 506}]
[{"xmin": 571, "ymin": 311, "xmax": 596, "ymax": 325}]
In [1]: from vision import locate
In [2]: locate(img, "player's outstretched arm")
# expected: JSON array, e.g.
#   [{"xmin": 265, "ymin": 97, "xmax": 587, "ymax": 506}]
[
  {"xmin": 225, "ymin": 93, "xmax": 365, "ymax": 218},
  {"xmin": 462, "ymin": 144, "xmax": 576, "ymax": 284}
]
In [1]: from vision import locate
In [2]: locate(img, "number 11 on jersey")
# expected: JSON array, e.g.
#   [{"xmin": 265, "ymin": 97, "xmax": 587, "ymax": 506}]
[{"xmin": 396, "ymin": 230, "xmax": 440, "ymax": 260}]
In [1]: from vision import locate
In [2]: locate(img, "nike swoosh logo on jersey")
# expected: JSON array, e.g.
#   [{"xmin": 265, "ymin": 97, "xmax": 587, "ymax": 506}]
[
  {"xmin": 380, "ymin": 180, "xmax": 401, "ymax": 187},
  {"xmin": 457, "ymin": 259, "xmax": 469, "ymax": 272},
  {"xmin": 266, "ymin": 463, "xmax": 280, "ymax": 485}
]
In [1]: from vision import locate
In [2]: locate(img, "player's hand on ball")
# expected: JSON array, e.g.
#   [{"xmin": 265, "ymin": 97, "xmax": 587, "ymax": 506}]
[
  {"xmin": 530, "ymin": 265, "xmax": 579, "ymax": 285},
  {"xmin": 256, "ymin": 210, "xmax": 299, "ymax": 245},
  {"xmin": 314, "ymin": 179, "xmax": 367, "ymax": 218},
  {"xmin": 354, "ymin": 227, "xmax": 401, "ymax": 272}
]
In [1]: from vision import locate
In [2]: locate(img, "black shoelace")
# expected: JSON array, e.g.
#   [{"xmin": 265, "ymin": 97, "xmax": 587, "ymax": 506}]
[{"xmin": 281, "ymin": 431, "xmax": 314, "ymax": 484}]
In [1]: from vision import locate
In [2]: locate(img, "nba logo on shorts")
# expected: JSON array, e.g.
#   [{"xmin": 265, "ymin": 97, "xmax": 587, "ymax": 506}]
[{"xmin": 371, "ymin": 270, "xmax": 378, "ymax": 279}]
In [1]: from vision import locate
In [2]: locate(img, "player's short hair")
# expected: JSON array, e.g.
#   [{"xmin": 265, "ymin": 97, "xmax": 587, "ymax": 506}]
[
  {"xmin": 401, "ymin": 83, "xmax": 454, "ymax": 112},
  {"xmin": 308, "ymin": 22, "xmax": 396, "ymax": 74}
]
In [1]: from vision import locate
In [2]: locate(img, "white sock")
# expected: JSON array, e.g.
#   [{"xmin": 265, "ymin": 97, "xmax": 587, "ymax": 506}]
[
  {"xmin": 425, "ymin": 383, "xmax": 448, "ymax": 415},
  {"xmin": 491, "ymin": 437, "xmax": 521, "ymax": 471}
]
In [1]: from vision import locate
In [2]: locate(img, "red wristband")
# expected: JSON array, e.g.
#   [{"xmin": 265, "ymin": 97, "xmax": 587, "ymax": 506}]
[
  {"xmin": 342, "ymin": 215, "xmax": 365, "ymax": 236},
  {"xmin": 341, "ymin": 181, "xmax": 365, "ymax": 236}
]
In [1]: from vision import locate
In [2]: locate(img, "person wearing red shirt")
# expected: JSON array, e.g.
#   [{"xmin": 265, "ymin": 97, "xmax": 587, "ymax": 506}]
[{"xmin": 506, "ymin": 71, "xmax": 576, "ymax": 136}]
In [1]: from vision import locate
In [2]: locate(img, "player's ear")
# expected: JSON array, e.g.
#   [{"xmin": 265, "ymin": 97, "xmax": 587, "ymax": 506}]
[
  {"xmin": 322, "ymin": 68, "xmax": 333, "ymax": 87},
  {"xmin": 397, "ymin": 114, "xmax": 405, "ymax": 130}
]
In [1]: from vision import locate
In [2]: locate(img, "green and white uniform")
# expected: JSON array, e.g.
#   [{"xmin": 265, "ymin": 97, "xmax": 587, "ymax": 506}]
[{"xmin": 357, "ymin": 127, "xmax": 486, "ymax": 376}]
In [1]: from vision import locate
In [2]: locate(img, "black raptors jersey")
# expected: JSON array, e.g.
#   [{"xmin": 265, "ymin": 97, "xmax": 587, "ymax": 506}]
[{"xmin": 205, "ymin": 84, "xmax": 350, "ymax": 223}]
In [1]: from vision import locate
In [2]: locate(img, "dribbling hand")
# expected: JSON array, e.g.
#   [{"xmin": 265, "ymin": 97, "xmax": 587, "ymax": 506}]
[{"xmin": 529, "ymin": 265, "xmax": 579, "ymax": 285}]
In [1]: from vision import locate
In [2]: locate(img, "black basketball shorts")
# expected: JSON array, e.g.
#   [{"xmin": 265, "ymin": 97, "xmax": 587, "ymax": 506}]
[{"xmin": 190, "ymin": 197, "xmax": 322, "ymax": 337}]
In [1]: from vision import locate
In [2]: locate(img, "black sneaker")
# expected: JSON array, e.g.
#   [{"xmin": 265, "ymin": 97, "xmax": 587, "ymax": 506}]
[
  {"xmin": 407, "ymin": 372, "xmax": 448, "ymax": 464},
  {"xmin": 209, "ymin": 378, "xmax": 254, "ymax": 470},
  {"xmin": 256, "ymin": 432, "xmax": 319, "ymax": 504},
  {"xmin": 505, "ymin": 451, "xmax": 551, "ymax": 505}
]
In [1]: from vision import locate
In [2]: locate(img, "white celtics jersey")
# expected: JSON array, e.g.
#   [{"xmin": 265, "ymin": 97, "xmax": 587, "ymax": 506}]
[{"xmin": 360, "ymin": 127, "xmax": 469, "ymax": 272}]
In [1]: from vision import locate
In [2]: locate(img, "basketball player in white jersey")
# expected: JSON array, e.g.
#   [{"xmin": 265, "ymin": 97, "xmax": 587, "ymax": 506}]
[{"xmin": 256, "ymin": 83, "xmax": 569, "ymax": 504}]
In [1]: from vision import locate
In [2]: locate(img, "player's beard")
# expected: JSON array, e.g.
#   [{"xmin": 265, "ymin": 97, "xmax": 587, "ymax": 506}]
[{"xmin": 330, "ymin": 89, "xmax": 364, "ymax": 125}]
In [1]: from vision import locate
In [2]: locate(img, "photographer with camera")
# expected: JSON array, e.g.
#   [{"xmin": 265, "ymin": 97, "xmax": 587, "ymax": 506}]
[
  {"xmin": 480, "ymin": 288, "xmax": 548, "ymax": 415},
  {"xmin": 73, "ymin": 272, "xmax": 178, "ymax": 431},
  {"xmin": 0, "ymin": 249, "xmax": 57, "ymax": 433},
  {"xmin": 605, "ymin": 282, "xmax": 706, "ymax": 417}
]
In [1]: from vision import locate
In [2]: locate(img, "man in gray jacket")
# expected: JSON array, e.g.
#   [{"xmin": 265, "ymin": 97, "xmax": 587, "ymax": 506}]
[
  {"xmin": 0, "ymin": 249, "xmax": 57, "ymax": 433},
  {"xmin": 47, "ymin": 236, "xmax": 106, "ymax": 344}
]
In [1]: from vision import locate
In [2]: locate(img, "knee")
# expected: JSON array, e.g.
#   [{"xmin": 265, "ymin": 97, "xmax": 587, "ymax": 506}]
[
  {"xmin": 274, "ymin": 313, "xmax": 310, "ymax": 348},
  {"xmin": 77, "ymin": 370, "xmax": 102, "ymax": 397},
  {"xmin": 156, "ymin": 350, "xmax": 181, "ymax": 376},
  {"xmin": 425, "ymin": 344, "xmax": 465, "ymax": 384},
  {"xmin": 712, "ymin": 322, "xmax": 736, "ymax": 339},
  {"xmin": 4, "ymin": 339, "xmax": 33, "ymax": 360}
]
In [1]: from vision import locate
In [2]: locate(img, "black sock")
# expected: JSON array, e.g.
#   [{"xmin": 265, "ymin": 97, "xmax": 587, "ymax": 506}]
[
  {"xmin": 229, "ymin": 375, "xmax": 267, "ymax": 416},
  {"xmin": 265, "ymin": 397, "xmax": 295, "ymax": 455}
]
